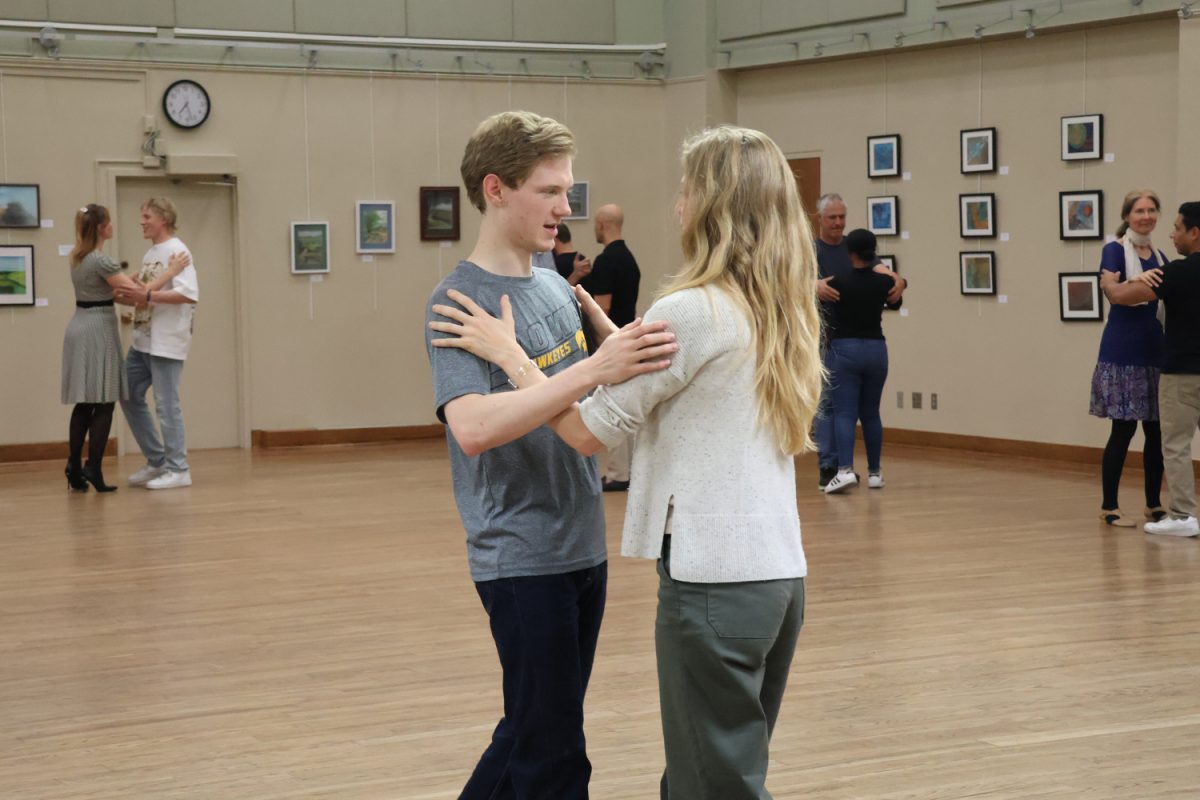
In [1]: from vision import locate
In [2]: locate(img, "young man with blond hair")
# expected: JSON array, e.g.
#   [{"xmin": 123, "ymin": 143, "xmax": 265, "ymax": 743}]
[
  {"xmin": 424, "ymin": 111, "xmax": 674, "ymax": 798},
  {"xmin": 115, "ymin": 197, "xmax": 199, "ymax": 490}
]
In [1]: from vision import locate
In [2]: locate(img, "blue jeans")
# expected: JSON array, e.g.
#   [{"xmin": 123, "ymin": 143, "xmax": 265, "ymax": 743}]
[
  {"xmin": 828, "ymin": 338, "xmax": 889, "ymax": 472},
  {"xmin": 814, "ymin": 347, "xmax": 837, "ymax": 469},
  {"xmin": 121, "ymin": 348, "xmax": 189, "ymax": 472},
  {"xmin": 462, "ymin": 562, "xmax": 607, "ymax": 800}
]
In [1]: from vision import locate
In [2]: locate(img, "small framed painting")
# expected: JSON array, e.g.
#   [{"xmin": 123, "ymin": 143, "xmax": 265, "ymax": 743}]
[
  {"xmin": 565, "ymin": 181, "xmax": 589, "ymax": 220},
  {"xmin": 0, "ymin": 184, "xmax": 40, "ymax": 228},
  {"xmin": 420, "ymin": 186, "xmax": 461, "ymax": 241},
  {"xmin": 0, "ymin": 244, "xmax": 35, "ymax": 305},
  {"xmin": 867, "ymin": 196, "xmax": 899, "ymax": 236},
  {"xmin": 1062, "ymin": 113, "xmax": 1102, "ymax": 161},
  {"xmin": 1060, "ymin": 190, "xmax": 1103, "ymax": 240},
  {"xmin": 960, "ymin": 127, "xmax": 996, "ymax": 174},
  {"xmin": 867, "ymin": 134, "xmax": 901, "ymax": 178},
  {"xmin": 356, "ymin": 201, "xmax": 395, "ymax": 254},
  {"xmin": 290, "ymin": 221, "xmax": 330, "ymax": 274},
  {"xmin": 960, "ymin": 251, "xmax": 996, "ymax": 295},
  {"xmin": 960, "ymin": 193, "xmax": 996, "ymax": 238},
  {"xmin": 1059, "ymin": 272, "xmax": 1103, "ymax": 321},
  {"xmin": 879, "ymin": 255, "xmax": 899, "ymax": 310}
]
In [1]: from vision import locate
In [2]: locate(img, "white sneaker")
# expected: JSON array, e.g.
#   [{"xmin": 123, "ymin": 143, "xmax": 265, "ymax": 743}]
[
  {"xmin": 146, "ymin": 470, "xmax": 192, "ymax": 490},
  {"xmin": 868, "ymin": 473, "xmax": 885, "ymax": 489},
  {"xmin": 128, "ymin": 464, "xmax": 165, "ymax": 487},
  {"xmin": 824, "ymin": 469, "xmax": 858, "ymax": 494},
  {"xmin": 1143, "ymin": 516, "xmax": 1200, "ymax": 537}
]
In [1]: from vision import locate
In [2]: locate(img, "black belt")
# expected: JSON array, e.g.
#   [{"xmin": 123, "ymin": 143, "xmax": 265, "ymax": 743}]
[{"xmin": 76, "ymin": 300, "xmax": 114, "ymax": 308}]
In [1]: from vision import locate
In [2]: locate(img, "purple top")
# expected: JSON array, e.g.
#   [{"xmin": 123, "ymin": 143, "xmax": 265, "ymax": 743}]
[{"xmin": 1096, "ymin": 240, "xmax": 1164, "ymax": 368}]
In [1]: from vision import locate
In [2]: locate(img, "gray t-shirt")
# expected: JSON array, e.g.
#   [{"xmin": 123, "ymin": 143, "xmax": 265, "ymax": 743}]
[{"xmin": 425, "ymin": 260, "xmax": 606, "ymax": 582}]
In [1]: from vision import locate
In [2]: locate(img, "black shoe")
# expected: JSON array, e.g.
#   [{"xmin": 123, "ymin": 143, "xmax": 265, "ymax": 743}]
[
  {"xmin": 81, "ymin": 462, "xmax": 118, "ymax": 493},
  {"xmin": 818, "ymin": 466, "xmax": 837, "ymax": 491},
  {"xmin": 65, "ymin": 461, "xmax": 89, "ymax": 492},
  {"xmin": 602, "ymin": 479, "xmax": 630, "ymax": 493}
]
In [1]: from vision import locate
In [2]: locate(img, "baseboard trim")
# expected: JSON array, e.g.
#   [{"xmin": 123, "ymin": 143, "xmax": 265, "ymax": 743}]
[
  {"xmin": 887, "ymin": 427, "xmax": 1170, "ymax": 469},
  {"xmin": 251, "ymin": 424, "xmax": 444, "ymax": 449},
  {"xmin": 0, "ymin": 439, "xmax": 117, "ymax": 464}
]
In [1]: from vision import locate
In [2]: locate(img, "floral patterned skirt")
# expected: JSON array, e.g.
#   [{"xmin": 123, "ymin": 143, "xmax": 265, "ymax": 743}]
[{"xmin": 1089, "ymin": 362, "xmax": 1160, "ymax": 421}]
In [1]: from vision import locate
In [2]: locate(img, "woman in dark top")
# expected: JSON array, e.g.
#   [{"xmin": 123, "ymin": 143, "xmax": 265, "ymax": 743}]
[
  {"xmin": 1091, "ymin": 189, "xmax": 1168, "ymax": 526},
  {"xmin": 824, "ymin": 228, "xmax": 902, "ymax": 494}
]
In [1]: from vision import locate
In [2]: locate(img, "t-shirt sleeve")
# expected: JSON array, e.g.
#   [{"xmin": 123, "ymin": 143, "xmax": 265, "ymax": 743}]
[
  {"xmin": 1099, "ymin": 242, "xmax": 1125, "ymax": 278},
  {"xmin": 1151, "ymin": 266, "xmax": 1172, "ymax": 301},
  {"xmin": 425, "ymin": 286, "xmax": 494, "ymax": 423},
  {"xmin": 170, "ymin": 245, "xmax": 199, "ymax": 302}
]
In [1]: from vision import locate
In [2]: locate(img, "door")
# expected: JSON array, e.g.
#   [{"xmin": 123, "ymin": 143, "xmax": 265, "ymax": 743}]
[
  {"xmin": 788, "ymin": 157, "xmax": 821, "ymax": 232},
  {"xmin": 115, "ymin": 177, "xmax": 241, "ymax": 452}
]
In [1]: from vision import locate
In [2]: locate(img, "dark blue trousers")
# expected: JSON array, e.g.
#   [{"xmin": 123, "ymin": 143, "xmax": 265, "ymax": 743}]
[
  {"xmin": 460, "ymin": 562, "xmax": 607, "ymax": 800},
  {"xmin": 828, "ymin": 338, "xmax": 889, "ymax": 472}
]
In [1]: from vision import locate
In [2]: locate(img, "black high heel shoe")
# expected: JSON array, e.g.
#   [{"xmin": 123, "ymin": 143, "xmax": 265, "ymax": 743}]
[
  {"xmin": 65, "ymin": 461, "xmax": 89, "ymax": 492},
  {"xmin": 81, "ymin": 462, "xmax": 118, "ymax": 493}
]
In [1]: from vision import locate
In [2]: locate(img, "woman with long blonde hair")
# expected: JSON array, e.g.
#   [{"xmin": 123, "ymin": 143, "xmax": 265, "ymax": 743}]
[{"xmin": 430, "ymin": 125, "xmax": 823, "ymax": 798}]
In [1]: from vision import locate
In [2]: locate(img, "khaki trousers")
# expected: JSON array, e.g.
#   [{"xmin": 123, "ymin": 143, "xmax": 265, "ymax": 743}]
[{"xmin": 1158, "ymin": 373, "xmax": 1200, "ymax": 519}]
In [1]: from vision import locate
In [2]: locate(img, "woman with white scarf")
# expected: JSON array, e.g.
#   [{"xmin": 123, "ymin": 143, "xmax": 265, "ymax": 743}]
[{"xmin": 1090, "ymin": 189, "xmax": 1168, "ymax": 527}]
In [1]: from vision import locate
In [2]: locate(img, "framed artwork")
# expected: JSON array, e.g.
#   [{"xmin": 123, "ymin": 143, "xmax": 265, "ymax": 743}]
[
  {"xmin": 867, "ymin": 196, "xmax": 899, "ymax": 236},
  {"xmin": 355, "ymin": 201, "xmax": 395, "ymax": 253},
  {"xmin": 879, "ymin": 255, "xmax": 899, "ymax": 310},
  {"xmin": 290, "ymin": 221, "xmax": 330, "ymax": 274},
  {"xmin": 420, "ymin": 186, "xmax": 461, "ymax": 241},
  {"xmin": 1060, "ymin": 190, "xmax": 1104, "ymax": 240},
  {"xmin": 961, "ymin": 127, "xmax": 996, "ymax": 174},
  {"xmin": 867, "ymin": 134, "xmax": 901, "ymax": 178},
  {"xmin": 1062, "ymin": 113, "xmax": 1102, "ymax": 161},
  {"xmin": 0, "ymin": 244, "xmax": 34, "ymax": 305},
  {"xmin": 960, "ymin": 193, "xmax": 996, "ymax": 238},
  {"xmin": 959, "ymin": 251, "xmax": 996, "ymax": 295},
  {"xmin": 0, "ymin": 184, "xmax": 40, "ymax": 228},
  {"xmin": 565, "ymin": 181, "xmax": 589, "ymax": 220},
  {"xmin": 1059, "ymin": 272, "xmax": 1104, "ymax": 321}
]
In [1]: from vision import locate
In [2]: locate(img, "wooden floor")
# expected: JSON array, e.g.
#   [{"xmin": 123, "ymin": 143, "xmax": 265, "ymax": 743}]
[{"xmin": 2, "ymin": 442, "xmax": 1198, "ymax": 799}]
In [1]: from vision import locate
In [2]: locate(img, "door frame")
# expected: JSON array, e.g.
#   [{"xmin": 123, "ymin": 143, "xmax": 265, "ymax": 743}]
[{"xmin": 96, "ymin": 160, "xmax": 251, "ymax": 451}]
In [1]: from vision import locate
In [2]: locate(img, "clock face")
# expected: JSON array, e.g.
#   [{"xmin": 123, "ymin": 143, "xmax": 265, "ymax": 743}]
[{"xmin": 163, "ymin": 80, "xmax": 210, "ymax": 129}]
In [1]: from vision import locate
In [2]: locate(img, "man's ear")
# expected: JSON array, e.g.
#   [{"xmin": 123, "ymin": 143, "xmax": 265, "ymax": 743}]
[{"xmin": 482, "ymin": 174, "xmax": 506, "ymax": 208}]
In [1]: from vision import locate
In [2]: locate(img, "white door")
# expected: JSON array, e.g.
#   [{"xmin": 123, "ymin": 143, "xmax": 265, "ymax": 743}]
[{"xmin": 115, "ymin": 178, "xmax": 241, "ymax": 452}]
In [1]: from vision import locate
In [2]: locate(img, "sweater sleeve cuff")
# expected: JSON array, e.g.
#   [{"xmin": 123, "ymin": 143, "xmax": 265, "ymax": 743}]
[{"xmin": 578, "ymin": 389, "xmax": 636, "ymax": 449}]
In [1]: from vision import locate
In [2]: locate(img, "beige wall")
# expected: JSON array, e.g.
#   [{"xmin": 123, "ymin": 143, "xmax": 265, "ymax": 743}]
[
  {"xmin": 0, "ymin": 62, "xmax": 671, "ymax": 445},
  {"xmin": 738, "ymin": 17, "xmax": 1187, "ymax": 449}
]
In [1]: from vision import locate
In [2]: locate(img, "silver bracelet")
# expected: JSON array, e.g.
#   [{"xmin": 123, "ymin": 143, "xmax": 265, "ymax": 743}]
[{"xmin": 507, "ymin": 360, "xmax": 537, "ymax": 390}]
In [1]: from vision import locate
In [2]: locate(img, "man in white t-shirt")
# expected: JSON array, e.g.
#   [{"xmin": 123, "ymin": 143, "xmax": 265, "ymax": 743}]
[{"xmin": 115, "ymin": 197, "xmax": 200, "ymax": 490}]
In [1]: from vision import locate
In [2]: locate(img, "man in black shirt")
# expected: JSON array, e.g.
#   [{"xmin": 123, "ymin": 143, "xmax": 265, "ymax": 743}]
[
  {"xmin": 1102, "ymin": 201, "xmax": 1200, "ymax": 537},
  {"xmin": 589, "ymin": 203, "xmax": 640, "ymax": 490}
]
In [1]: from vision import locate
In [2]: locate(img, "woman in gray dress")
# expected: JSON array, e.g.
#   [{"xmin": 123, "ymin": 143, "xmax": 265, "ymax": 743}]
[{"xmin": 61, "ymin": 203, "xmax": 186, "ymax": 492}]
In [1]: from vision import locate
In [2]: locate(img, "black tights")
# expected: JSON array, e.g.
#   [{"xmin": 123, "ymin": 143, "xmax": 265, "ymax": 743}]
[
  {"xmin": 68, "ymin": 402, "xmax": 115, "ymax": 469},
  {"xmin": 1101, "ymin": 419, "xmax": 1163, "ymax": 510}
]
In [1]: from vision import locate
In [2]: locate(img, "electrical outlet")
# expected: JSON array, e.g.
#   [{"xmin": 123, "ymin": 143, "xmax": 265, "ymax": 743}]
[
  {"xmin": 912, "ymin": 392, "xmax": 923, "ymax": 409},
  {"xmin": 931, "ymin": 393, "xmax": 938, "ymax": 410},
  {"xmin": 897, "ymin": 391, "xmax": 904, "ymax": 409}
]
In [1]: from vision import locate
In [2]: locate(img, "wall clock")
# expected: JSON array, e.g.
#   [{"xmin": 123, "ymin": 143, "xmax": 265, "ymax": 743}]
[{"xmin": 162, "ymin": 79, "xmax": 210, "ymax": 129}]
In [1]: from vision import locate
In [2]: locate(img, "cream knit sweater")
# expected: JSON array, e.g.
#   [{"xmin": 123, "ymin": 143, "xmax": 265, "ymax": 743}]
[{"xmin": 579, "ymin": 287, "xmax": 807, "ymax": 583}]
